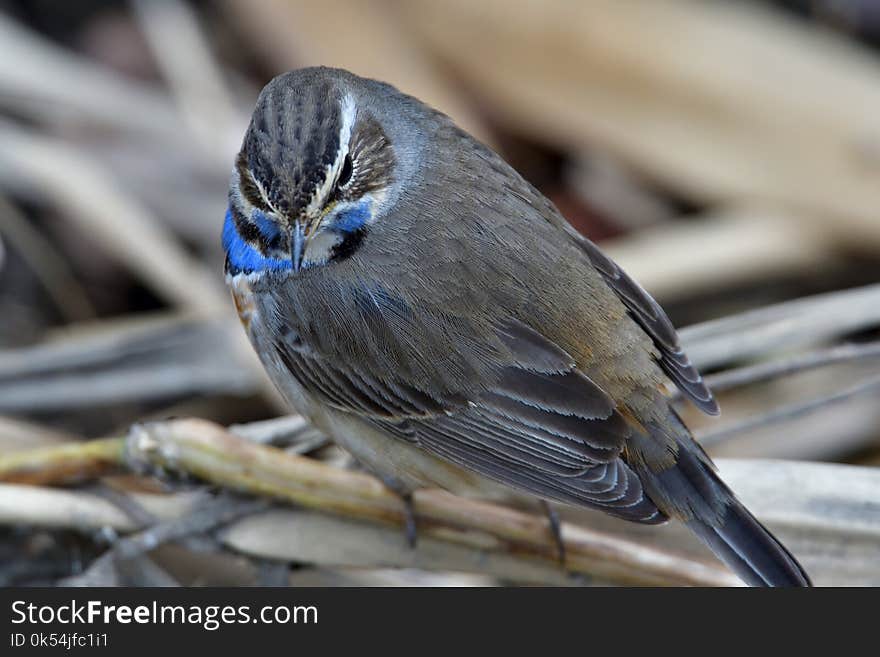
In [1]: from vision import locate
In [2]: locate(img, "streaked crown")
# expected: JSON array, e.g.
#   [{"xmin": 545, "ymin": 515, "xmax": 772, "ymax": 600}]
[{"xmin": 225, "ymin": 68, "xmax": 397, "ymax": 276}]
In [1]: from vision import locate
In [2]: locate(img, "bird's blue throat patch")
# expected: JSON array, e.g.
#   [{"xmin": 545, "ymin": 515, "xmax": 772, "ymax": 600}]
[
  {"xmin": 223, "ymin": 207, "xmax": 292, "ymax": 275},
  {"xmin": 330, "ymin": 202, "xmax": 371, "ymax": 234},
  {"xmin": 223, "ymin": 203, "xmax": 371, "ymax": 275}
]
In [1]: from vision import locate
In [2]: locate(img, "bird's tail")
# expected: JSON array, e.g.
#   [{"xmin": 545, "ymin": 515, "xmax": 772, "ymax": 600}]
[
  {"xmin": 684, "ymin": 495, "xmax": 811, "ymax": 587},
  {"xmin": 633, "ymin": 423, "xmax": 811, "ymax": 587}
]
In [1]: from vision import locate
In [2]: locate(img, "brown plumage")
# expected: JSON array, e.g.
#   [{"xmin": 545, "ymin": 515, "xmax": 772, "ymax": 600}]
[{"xmin": 226, "ymin": 68, "xmax": 811, "ymax": 586}]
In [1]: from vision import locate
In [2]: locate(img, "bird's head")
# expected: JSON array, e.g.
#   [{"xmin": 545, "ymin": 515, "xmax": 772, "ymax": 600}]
[{"xmin": 224, "ymin": 68, "xmax": 401, "ymax": 277}]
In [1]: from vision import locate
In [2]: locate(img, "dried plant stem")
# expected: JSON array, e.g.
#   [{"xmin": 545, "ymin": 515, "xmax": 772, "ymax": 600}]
[
  {"xmin": 111, "ymin": 496, "xmax": 268, "ymax": 562},
  {"xmin": 131, "ymin": 0, "xmax": 242, "ymax": 161},
  {"xmin": 0, "ymin": 419, "xmax": 736, "ymax": 586},
  {"xmin": 133, "ymin": 419, "xmax": 738, "ymax": 585},
  {"xmin": 0, "ymin": 437, "xmax": 124, "ymax": 485},
  {"xmin": 668, "ymin": 340, "xmax": 880, "ymax": 400},
  {"xmin": 680, "ymin": 283, "xmax": 880, "ymax": 369},
  {"xmin": 0, "ymin": 196, "xmax": 96, "ymax": 322},
  {"xmin": 699, "ymin": 373, "xmax": 880, "ymax": 448}
]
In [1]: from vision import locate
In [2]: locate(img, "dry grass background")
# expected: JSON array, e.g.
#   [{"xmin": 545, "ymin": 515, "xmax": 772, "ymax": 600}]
[{"xmin": 0, "ymin": 0, "xmax": 879, "ymax": 586}]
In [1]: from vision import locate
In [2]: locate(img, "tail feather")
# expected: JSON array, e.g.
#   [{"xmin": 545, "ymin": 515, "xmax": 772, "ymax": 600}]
[
  {"xmin": 634, "ymin": 431, "xmax": 811, "ymax": 587},
  {"xmin": 686, "ymin": 501, "xmax": 811, "ymax": 587}
]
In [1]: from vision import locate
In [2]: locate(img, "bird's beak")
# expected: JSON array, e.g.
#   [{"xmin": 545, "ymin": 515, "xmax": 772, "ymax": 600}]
[
  {"xmin": 290, "ymin": 221, "xmax": 306, "ymax": 272},
  {"xmin": 290, "ymin": 212, "xmax": 328, "ymax": 272}
]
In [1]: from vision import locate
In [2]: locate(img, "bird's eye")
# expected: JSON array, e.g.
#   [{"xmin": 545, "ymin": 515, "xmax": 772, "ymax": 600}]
[{"xmin": 337, "ymin": 154, "xmax": 353, "ymax": 188}]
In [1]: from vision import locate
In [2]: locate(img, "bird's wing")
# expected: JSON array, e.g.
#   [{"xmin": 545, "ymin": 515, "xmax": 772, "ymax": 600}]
[
  {"xmin": 270, "ymin": 312, "xmax": 663, "ymax": 522},
  {"xmin": 569, "ymin": 234, "xmax": 719, "ymax": 415}
]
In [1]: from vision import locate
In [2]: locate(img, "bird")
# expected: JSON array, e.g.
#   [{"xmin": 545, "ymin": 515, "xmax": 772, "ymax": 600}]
[{"xmin": 223, "ymin": 66, "xmax": 811, "ymax": 587}]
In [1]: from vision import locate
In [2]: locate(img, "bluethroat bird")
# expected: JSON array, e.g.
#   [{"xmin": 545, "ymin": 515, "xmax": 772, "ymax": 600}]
[{"xmin": 224, "ymin": 67, "xmax": 810, "ymax": 586}]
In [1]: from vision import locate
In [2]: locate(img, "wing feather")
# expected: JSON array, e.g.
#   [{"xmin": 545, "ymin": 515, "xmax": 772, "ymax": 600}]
[
  {"xmin": 271, "ymin": 314, "xmax": 663, "ymax": 521},
  {"xmin": 574, "ymin": 236, "xmax": 720, "ymax": 415}
]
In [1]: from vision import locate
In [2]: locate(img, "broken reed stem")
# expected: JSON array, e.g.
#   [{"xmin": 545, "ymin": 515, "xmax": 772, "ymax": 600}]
[
  {"xmin": 0, "ymin": 437, "xmax": 124, "ymax": 485},
  {"xmin": 0, "ymin": 418, "xmax": 737, "ymax": 586}
]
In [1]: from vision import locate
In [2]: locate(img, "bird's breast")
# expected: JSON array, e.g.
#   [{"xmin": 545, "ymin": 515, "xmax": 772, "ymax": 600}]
[{"xmin": 227, "ymin": 273, "xmax": 258, "ymax": 333}]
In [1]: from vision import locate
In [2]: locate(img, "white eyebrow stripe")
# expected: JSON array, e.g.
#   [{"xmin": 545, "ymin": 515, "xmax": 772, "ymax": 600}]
[
  {"xmin": 231, "ymin": 161, "xmax": 278, "ymax": 217},
  {"xmin": 305, "ymin": 93, "xmax": 357, "ymax": 217},
  {"xmin": 251, "ymin": 174, "xmax": 278, "ymax": 215}
]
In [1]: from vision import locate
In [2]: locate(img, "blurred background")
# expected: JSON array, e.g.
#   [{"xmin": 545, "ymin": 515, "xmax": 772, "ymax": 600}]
[{"xmin": 0, "ymin": 0, "xmax": 879, "ymax": 586}]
